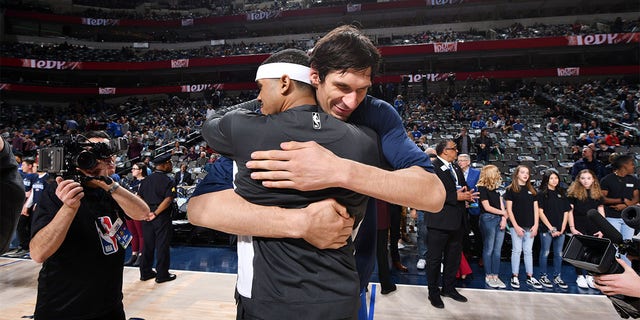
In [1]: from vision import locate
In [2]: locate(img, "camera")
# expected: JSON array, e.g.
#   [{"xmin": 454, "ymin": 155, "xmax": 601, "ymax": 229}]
[
  {"xmin": 38, "ymin": 134, "xmax": 128, "ymax": 182},
  {"xmin": 562, "ymin": 208, "xmax": 640, "ymax": 318}
]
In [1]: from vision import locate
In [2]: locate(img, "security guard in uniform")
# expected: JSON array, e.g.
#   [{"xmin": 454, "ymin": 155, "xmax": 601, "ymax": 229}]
[{"xmin": 138, "ymin": 153, "xmax": 176, "ymax": 283}]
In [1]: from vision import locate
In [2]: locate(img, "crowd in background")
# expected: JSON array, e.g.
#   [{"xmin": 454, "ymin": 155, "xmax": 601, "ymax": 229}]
[{"xmin": 2, "ymin": 19, "xmax": 638, "ymax": 63}]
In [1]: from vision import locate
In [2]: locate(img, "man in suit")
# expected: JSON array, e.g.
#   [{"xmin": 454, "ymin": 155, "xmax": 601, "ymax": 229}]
[
  {"xmin": 426, "ymin": 140, "xmax": 478, "ymax": 309},
  {"xmin": 454, "ymin": 127, "xmax": 473, "ymax": 158},
  {"xmin": 457, "ymin": 154, "xmax": 482, "ymax": 263},
  {"xmin": 174, "ymin": 163, "xmax": 193, "ymax": 186}
]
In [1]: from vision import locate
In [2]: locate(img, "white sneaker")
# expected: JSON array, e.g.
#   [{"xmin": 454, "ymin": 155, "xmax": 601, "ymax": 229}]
[
  {"xmin": 586, "ymin": 275, "xmax": 596, "ymax": 289},
  {"xmin": 485, "ymin": 277, "xmax": 498, "ymax": 288},
  {"xmin": 576, "ymin": 275, "xmax": 588, "ymax": 289},
  {"xmin": 416, "ymin": 259, "xmax": 426, "ymax": 270},
  {"xmin": 495, "ymin": 278, "xmax": 507, "ymax": 289}
]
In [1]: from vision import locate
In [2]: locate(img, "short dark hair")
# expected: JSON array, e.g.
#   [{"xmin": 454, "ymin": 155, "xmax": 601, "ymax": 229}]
[
  {"xmin": 611, "ymin": 153, "xmax": 633, "ymax": 170},
  {"xmin": 435, "ymin": 140, "xmax": 452, "ymax": 156},
  {"xmin": 310, "ymin": 25, "xmax": 381, "ymax": 82},
  {"xmin": 261, "ymin": 48, "xmax": 314, "ymax": 92},
  {"xmin": 262, "ymin": 48, "xmax": 310, "ymax": 67}
]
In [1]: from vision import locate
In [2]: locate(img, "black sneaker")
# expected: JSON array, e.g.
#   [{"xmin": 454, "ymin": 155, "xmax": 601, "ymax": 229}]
[
  {"xmin": 539, "ymin": 275, "xmax": 553, "ymax": 288},
  {"xmin": 554, "ymin": 275, "xmax": 568, "ymax": 289},
  {"xmin": 526, "ymin": 276, "xmax": 543, "ymax": 289}
]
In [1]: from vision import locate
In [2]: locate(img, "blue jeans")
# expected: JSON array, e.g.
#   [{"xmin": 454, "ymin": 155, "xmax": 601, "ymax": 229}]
[
  {"xmin": 510, "ymin": 228, "xmax": 534, "ymax": 275},
  {"xmin": 416, "ymin": 211, "xmax": 428, "ymax": 259},
  {"xmin": 479, "ymin": 214, "xmax": 505, "ymax": 276},
  {"xmin": 538, "ymin": 231, "xmax": 565, "ymax": 277},
  {"xmin": 606, "ymin": 217, "xmax": 635, "ymax": 265}
]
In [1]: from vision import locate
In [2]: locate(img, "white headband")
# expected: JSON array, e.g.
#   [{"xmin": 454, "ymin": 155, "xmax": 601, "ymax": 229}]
[{"xmin": 255, "ymin": 62, "xmax": 311, "ymax": 84}]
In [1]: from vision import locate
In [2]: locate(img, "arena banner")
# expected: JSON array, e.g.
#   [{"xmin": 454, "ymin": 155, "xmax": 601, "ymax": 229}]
[
  {"xmin": 429, "ymin": 0, "xmax": 464, "ymax": 6},
  {"xmin": 180, "ymin": 83, "xmax": 223, "ymax": 93},
  {"xmin": 246, "ymin": 10, "xmax": 282, "ymax": 21},
  {"xmin": 433, "ymin": 42, "xmax": 458, "ymax": 53},
  {"xmin": 21, "ymin": 59, "xmax": 82, "ymax": 70},
  {"xmin": 81, "ymin": 17, "xmax": 120, "ymax": 26},
  {"xmin": 557, "ymin": 67, "xmax": 580, "ymax": 77},
  {"xmin": 99, "ymin": 87, "xmax": 117, "ymax": 95},
  {"xmin": 567, "ymin": 33, "xmax": 640, "ymax": 46},
  {"xmin": 3, "ymin": 65, "xmax": 636, "ymax": 96},
  {"xmin": 171, "ymin": 59, "xmax": 190, "ymax": 68}
]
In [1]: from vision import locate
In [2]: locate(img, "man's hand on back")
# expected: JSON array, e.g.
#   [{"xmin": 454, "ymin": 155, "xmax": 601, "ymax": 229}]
[{"xmin": 247, "ymin": 141, "xmax": 344, "ymax": 191}]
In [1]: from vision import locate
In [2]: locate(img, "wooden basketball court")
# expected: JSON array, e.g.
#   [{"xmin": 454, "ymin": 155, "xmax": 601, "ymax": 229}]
[{"xmin": 0, "ymin": 257, "xmax": 620, "ymax": 319}]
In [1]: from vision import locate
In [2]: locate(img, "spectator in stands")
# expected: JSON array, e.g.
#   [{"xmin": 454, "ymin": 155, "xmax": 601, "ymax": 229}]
[
  {"xmin": 559, "ymin": 118, "xmax": 572, "ymax": 132},
  {"xmin": 587, "ymin": 129, "xmax": 602, "ymax": 143},
  {"xmin": 605, "ymin": 130, "xmax": 621, "ymax": 147},
  {"xmin": 505, "ymin": 165, "xmax": 542, "ymax": 290},
  {"xmin": 186, "ymin": 146, "xmax": 199, "ymax": 161},
  {"xmin": 620, "ymin": 94, "xmax": 636, "ymax": 118},
  {"xmin": 170, "ymin": 141, "xmax": 186, "ymax": 156},
  {"xmin": 127, "ymin": 136, "xmax": 143, "ymax": 161},
  {"xmin": 600, "ymin": 154, "xmax": 640, "ymax": 266},
  {"xmin": 410, "ymin": 124, "xmax": 422, "ymax": 141},
  {"xmin": 545, "ymin": 117, "xmax": 559, "ymax": 133},
  {"xmin": 620, "ymin": 130, "xmax": 636, "ymax": 148},
  {"xmin": 595, "ymin": 139, "xmax": 615, "ymax": 166},
  {"xmin": 571, "ymin": 146, "xmax": 605, "ymax": 180},
  {"xmin": 575, "ymin": 133, "xmax": 590, "ymax": 147},
  {"xmin": 454, "ymin": 127, "xmax": 472, "ymax": 156},
  {"xmin": 471, "ymin": 114, "xmax": 486, "ymax": 129},
  {"xmin": 536, "ymin": 170, "xmax": 570, "ymax": 289},
  {"xmin": 588, "ymin": 121, "xmax": 602, "ymax": 136},
  {"xmin": 394, "ymin": 95, "xmax": 405, "ymax": 116},
  {"xmin": 567, "ymin": 169, "xmax": 605, "ymax": 289},
  {"xmin": 620, "ymin": 112, "xmax": 634, "ymax": 125},
  {"xmin": 477, "ymin": 164, "xmax": 507, "ymax": 289},
  {"xmin": 474, "ymin": 128, "xmax": 493, "ymax": 163},
  {"xmin": 512, "ymin": 118, "xmax": 525, "ymax": 132},
  {"xmin": 569, "ymin": 145, "xmax": 582, "ymax": 161},
  {"xmin": 174, "ymin": 163, "xmax": 193, "ymax": 186},
  {"xmin": 124, "ymin": 162, "xmax": 147, "ymax": 267}
]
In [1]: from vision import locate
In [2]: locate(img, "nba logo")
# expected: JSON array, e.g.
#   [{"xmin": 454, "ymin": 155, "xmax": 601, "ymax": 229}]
[{"xmin": 312, "ymin": 112, "xmax": 321, "ymax": 130}]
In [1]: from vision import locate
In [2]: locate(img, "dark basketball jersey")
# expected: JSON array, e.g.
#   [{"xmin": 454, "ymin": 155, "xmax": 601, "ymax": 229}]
[{"xmin": 203, "ymin": 104, "xmax": 381, "ymax": 319}]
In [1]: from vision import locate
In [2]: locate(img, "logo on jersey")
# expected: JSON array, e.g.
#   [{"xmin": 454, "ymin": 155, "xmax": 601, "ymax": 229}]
[
  {"xmin": 95, "ymin": 216, "xmax": 119, "ymax": 255},
  {"xmin": 312, "ymin": 112, "xmax": 322, "ymax": 130}
]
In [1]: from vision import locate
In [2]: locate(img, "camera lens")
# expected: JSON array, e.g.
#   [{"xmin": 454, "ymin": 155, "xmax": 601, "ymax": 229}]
[
  {"xmin": 76, "ymin": 151, "xmax": 97, "ymax": 169},
  {"xmin": 580, "ymin": 248, "xmax": 602, "ymax": 265}
]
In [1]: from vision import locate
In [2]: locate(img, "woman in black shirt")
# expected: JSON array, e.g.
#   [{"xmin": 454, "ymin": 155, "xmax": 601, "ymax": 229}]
[
  {"xmin": 477, "ymin": 165, "xmax": 508, "ymax": 289},
  {"xmin": 537, "ymin": 170, "xmax": 571, "ymax": 289},
  {"xmin": 567, "ymin": 169, "xmax": 605, "ymax": 289}
]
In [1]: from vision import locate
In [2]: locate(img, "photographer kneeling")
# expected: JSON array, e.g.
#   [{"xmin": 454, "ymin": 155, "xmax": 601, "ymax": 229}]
[{"xmin": 30, "ymin": 131, "xmax": 149, "ymax": 320}]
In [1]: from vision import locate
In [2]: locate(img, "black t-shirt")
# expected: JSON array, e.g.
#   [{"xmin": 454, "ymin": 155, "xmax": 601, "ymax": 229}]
[
  {"xmin": 138, "ymin": 171, "xmax": 175, "ymax": 214},
  {"xmin": 504, "ymin": 186, "xmax": 537, "ymax": 228},
  {"xmin": 600, "ymin": 173, "xmax": 640, "ymax": 218},
  {"xmin": 31, "ymin": 184, "xmax": 125, "ymax": 320},
  {"xmin": 478, "ymin": 186, "xmax": 501, "ymax": 215},
  {"xmin": 569, "ymin": 190, "xmax": 604, "ymax": 235},
  {"xmin": 537, "ymin": 189, "xmax": 571, "ymax": 232}
]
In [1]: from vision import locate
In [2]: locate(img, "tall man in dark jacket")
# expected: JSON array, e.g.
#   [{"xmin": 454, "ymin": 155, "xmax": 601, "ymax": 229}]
[{"xmin": 425, "ymin": 139, "xmax": 478, "ymax": 309}]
